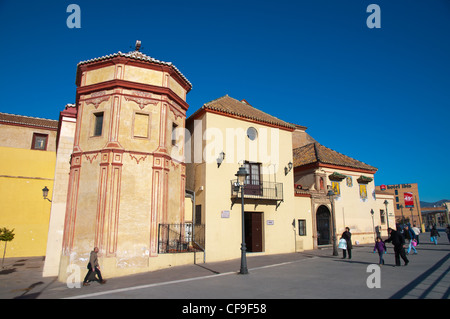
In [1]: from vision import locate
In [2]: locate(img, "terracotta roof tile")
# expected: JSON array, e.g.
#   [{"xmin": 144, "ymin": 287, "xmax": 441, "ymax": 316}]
[
  {"xmin": 199, "ymin": 95, "xmax": 295, "ymax": 130},
  {"xmin": 293, "ymin": 142, "xmax": 377, "ymax": 172},
  {"xmin": 78, "ymin": 50, "xmax": 192, "ymax": 89},
  {"xmin": 0, "ymin": 112, "xmax": 58, "ymax": 130}
]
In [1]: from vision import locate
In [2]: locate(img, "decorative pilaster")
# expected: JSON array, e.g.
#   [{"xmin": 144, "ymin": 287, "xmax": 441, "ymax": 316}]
[{"xmin": 95, "ymin": 149, "xmax": 123, "ymax": 256}]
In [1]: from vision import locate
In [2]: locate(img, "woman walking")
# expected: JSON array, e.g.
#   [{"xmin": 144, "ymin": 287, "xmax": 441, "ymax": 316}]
[
  {"xmin": 430, "ymin": 226, "xmax": 440, "ymax": 245},
  {"xmin": 341, "ymin": 227, "xmax": 352, "ymax": 259}
]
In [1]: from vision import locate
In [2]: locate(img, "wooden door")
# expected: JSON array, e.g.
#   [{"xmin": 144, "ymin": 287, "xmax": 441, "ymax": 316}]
[{"xmin": 245, "ymin": 212, "xmax": 263, "ymax": 252}]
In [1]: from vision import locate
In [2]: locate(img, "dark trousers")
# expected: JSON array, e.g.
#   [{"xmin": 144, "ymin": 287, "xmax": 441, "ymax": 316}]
[
  {"xmin": 342, "ymin": 249, "xmax": 352, "ymax": 259},
  {"xmin": 83, "ymin": 267, "xmax": 103, "ymax": 283},
  {"xmin": 394, "ymin": 245, "xmax": 408, "ymax": 266}
]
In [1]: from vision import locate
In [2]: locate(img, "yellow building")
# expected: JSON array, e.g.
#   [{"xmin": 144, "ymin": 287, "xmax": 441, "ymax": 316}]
[
  {"xmin": 0, "ymin": 112, "xmax": 58, "ymax": 257},
  {"xmin": 185, "ymin": 95, "xmax": 312, "ymax": 263}
]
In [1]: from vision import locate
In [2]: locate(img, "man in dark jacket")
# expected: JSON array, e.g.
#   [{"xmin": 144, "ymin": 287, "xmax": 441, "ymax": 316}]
[
  {"xmin": 385, "ymin": 228, "xmax": 409, "ymax": 266},
  {"xmin": 341, "ymin": 227, "xmax": 352, "ymax": 259},
  {"xmin": 83, "ymin": 247, "xmax": 106, "ymax": 286}
]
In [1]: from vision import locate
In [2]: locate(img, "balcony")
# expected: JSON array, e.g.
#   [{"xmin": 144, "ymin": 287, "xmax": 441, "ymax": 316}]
[{"xmin": 230, "ymin": 179, "xmax": 283, "ymax": 209}]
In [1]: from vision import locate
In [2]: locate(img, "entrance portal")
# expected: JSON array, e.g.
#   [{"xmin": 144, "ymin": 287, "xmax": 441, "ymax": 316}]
[
  {"xmin": 245, "ymin": 212, "xmax": 263, "ymax": 252},
  {"xmin": 316, "ymin": 205, "xmax": 331, "ymax": 245}
]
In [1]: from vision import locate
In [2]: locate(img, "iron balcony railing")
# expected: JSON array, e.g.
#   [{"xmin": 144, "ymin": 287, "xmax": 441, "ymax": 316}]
[
  {"xmin": 230, "ymin": 179, "xmax": 283, "ymax": 201},
  {"xmin": 158, "ymin": 223, "xmax": 205, "ymax": 254}
]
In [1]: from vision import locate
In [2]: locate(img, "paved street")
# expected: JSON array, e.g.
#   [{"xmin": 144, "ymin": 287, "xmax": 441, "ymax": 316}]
[{"xmin": 1, "ymin": 232, "xmax": 448, "ymax": 302}]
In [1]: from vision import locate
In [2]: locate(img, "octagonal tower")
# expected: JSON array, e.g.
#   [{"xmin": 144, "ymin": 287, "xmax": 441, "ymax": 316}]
[{"xmin": 59, "ymin": 42, "xmax": 192, "ymax": 280}]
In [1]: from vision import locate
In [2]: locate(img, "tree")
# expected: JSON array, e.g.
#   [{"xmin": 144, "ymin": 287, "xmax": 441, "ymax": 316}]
[{"xmin": 0, "ymin": 228, "xmax": 15, "ymax": 268}]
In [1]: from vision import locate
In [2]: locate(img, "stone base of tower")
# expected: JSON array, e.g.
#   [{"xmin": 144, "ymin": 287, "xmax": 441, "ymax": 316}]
[{"xmin": 58, "ymin": 251, "xmax": 205, "ymax": 283}]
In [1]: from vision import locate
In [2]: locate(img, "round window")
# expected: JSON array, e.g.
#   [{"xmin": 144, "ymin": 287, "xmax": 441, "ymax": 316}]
[{"xmin": 247, "ymin": 127, "xmax": 258, "ymax": 141}]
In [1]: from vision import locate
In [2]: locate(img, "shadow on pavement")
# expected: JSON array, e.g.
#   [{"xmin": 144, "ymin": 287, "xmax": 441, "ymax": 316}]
[{"xmin": 389, "ymin": 253, "xmax": 449, "ymax": 299}]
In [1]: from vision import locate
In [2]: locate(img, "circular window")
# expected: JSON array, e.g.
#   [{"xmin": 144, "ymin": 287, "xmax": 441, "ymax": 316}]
[{"xmin": 247, "ymin": 127, "xmax": 258, "ymax": 141}]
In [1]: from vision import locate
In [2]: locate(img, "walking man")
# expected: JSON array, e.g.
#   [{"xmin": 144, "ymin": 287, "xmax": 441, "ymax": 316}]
[
  {"xmin": 404, "ymin": 225, "xmax": 417, "ymax": 255},
  {"xmin": 83, "ymin": 247, "xmax": 106, "ymax": 286},
  {"xmin": 385, "ymin": 228, "xmax": 409, "ymax": 267}
]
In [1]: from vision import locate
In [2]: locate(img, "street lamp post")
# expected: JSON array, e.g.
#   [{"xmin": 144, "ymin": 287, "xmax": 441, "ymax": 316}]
[
  {"xmin": 327, "ymin": 189, "xmax": 338, "ymax": 256},
  {"xmin": 370, "ymin": 209, "xmax": 375, "ymax": 241},
  {"xmin": 383, "ymin": 199, "xmax": 390, "ymax": 230},
  {"xmin": 235, "ymin": 165, "xmax": 249, "ymax": 275},
  {"xmin": 399, "ymin": 204, "xmax": 404, "ymax": 224},
  {"xmin": 443, "ymin": 202, "xmax": 449, "ymax": 225}
]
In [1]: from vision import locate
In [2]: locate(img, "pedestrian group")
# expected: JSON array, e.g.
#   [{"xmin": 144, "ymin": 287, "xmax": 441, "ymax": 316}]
[{"xmin": 339, "ymin": 223, "xmax": 447, "ymax": 267}]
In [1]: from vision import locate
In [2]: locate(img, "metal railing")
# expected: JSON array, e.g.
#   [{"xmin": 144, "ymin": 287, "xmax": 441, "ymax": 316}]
[
  {"xmin": 158, "ymin": 223, "xmax": 205, "ymax": 254},
  {"xmin": 230, "ymin": 179, "xmax": 283, "ymax": 201}
]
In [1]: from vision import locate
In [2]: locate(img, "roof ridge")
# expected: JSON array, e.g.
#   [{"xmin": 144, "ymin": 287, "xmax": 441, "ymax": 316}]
[
  {"xmin": 293, "ymin": 141, "xmax": 377, "ymax": 172},
  {"xmin": 202, "ymin": 95, "xmax": 295, "ymax": 129},
  {"xmin": 312, "ymin": 142, "xmax": 320, "ymax": 162},
  {"xmin": 77, "ymin": 49, "xmax": 192, "ymax": 88},
  {"xmin": 318, "ymin": 143, "xmax": 375, "ymax": 168},
  {"xmin": 203, "ymin": 94, "xmax": 229, "ymax": 108},
  {"xmin": 0, "ymin": 111, "xmax": 58, "ymax": 122}
]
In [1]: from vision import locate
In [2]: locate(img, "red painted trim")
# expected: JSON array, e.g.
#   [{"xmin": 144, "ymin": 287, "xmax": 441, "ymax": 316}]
[
  {"xmin": 149, "ymin": 169, "xmax": 160, "ymax": 257},
  {"xmin": 294, "ymin": 192, "xmax": 311, "ymax": 198},
  {"xmin": 76, "ymin": 79, "xmax": 189, "ymax": 111},
  {"xmin": 294, "ymin": 162, "xmax": 377, "ymax": 175},
  {"xmin": 62, "ymin": 167, "xmax": 81, "ymax": 255},
  {"xmin": 95, "ymin": 165, "xmax": 108, "ymax": 251},
  {"xmin": 107, "ymin": 164, "xmax": 122, "ymax": 256}
]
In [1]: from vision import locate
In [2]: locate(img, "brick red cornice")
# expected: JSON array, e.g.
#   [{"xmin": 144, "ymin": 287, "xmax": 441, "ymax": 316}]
[{"xmin": 76, "ymin": 79, "xmax": 189, "ymax": 111}]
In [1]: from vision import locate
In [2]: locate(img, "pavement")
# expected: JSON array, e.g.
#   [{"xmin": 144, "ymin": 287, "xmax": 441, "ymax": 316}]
[{"xmin": 0, "ymin": 232, "xmax": 449, "ymax": 301}]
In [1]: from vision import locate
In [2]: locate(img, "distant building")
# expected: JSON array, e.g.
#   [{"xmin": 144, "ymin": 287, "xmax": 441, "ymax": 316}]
[
  {"xmin": 375, "ymin": 183, "xmax": 423, "ymax": 227},
  {"xmin": 421, "ymin": 203, "xmax": 449, "ymax": 227}
]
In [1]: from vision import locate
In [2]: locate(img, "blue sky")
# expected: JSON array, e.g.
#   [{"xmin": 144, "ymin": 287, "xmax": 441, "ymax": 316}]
[{"xmin": 0, "ymin": 0, "xmax": 449, "ymax": 202}]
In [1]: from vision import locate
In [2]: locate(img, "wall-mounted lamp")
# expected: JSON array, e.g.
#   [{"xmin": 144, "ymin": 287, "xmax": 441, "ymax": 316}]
[
  {"xmin": 42, "ymin": 186, "xmax": 52, "ymax": 202},
  {"xmin": 217, "ymin": 151, "xmax": 226, "ymax": 168},
  {"xmin": 284, "ymin": 161, "xmax": 293, "ymax": 175}
]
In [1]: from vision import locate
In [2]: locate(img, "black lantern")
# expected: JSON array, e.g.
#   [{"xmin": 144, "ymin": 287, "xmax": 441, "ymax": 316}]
[
  {"xmin": 42, "ymin": 186, "xmax": 51, "ymax": 202},
  {"xmin": 217, "ymin": 151, "xmax": 226, "ymax": 168},
  {"xmin": 235, "ymin": 165, "xmax": 248, "ymax": 185}
]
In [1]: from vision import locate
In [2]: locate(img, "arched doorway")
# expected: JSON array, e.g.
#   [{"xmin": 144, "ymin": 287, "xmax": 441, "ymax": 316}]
[{"xmin": 317, "ymin": 205, "xmax": 331, "ymax": 246}]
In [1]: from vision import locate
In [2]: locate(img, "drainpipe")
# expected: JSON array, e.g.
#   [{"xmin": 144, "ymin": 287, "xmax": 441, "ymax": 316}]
[{"xmin": 185, "ymin": 189, "xmax": 205, "ymax": 263}]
